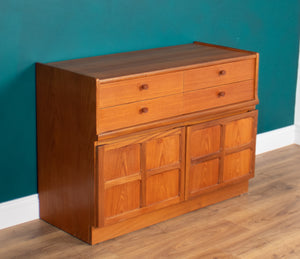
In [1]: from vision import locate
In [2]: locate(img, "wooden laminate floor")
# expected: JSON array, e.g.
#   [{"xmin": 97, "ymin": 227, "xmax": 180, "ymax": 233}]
[{"xmin": 1, "ymin": 144, "xmax": 300, "ymax": 259}]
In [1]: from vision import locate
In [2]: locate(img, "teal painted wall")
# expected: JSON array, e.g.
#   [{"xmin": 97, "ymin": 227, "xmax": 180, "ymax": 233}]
[{"xmin": 0, "ymin": 1, "xmax": 299, "ymax": 203}]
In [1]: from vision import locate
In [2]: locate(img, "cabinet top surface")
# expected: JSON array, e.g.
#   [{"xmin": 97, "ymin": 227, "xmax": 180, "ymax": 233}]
[{"xmin": 46, "ymin": 42, "xmax": 256, "ymax": 83}]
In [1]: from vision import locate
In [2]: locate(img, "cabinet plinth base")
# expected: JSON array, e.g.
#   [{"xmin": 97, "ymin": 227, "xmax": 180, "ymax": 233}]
[{"xmin": 91, "ymin": 180, "xmax": 248, "ymax": 245}]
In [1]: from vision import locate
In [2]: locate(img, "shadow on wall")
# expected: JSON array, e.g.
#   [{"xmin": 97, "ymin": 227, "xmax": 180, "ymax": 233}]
[{"xmin": 0, "ymin": 64, "xmax": 37, "ymax": 202}]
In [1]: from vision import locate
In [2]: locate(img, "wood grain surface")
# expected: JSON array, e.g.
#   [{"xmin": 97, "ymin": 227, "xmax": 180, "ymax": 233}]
[
  {"xmin": 97, "ymin": 71, "xmax": 183, "ymax": 108},
  {"xmin": 1, "ymin": 145, "xmax": 300, "ymax": 258},
  {"xmin": 36, "ymin": 42, "xmax": 259, "ymax": 246},
  {"xmin": 184, "ymin": 59, "xmax": 255, "ymax": 91},
  {"xmin": 48, "ymin": 43, "xmax": 255, "ymax": 82},
  {"xmin": 95, "ymin": 128, "xmax": 185, "ymax": 227},
  {"xmin": 183, "ymin": 80, "xmax": 255, "ymax": 115},
  {"xmin": 36, "ymin": 63, "xmax": 97, "ymax": 243}
]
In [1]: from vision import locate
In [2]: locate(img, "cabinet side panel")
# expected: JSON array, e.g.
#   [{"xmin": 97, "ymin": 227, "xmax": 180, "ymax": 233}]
[{"xmin": 36, "ymin": 64, "xmax": 96, "ymax": 243}]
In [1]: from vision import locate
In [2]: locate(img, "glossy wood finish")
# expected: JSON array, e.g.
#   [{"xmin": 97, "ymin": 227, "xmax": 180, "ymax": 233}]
[
  {"xmin": 183, "ymin": 80, "xmax": 255, "ymax": 114},
  {"xmin": 97, "ymin": 102, "xmax": 257, "ymax": 141},
  {"xmin": 36, "ymin": 63, "xmax": 97, "ymax": 243},
  {"xmin": 97, "ymin": 93, "xmax": 183, "ymax": 133},
  {"xmin": 189, "ymin": 125, "xmax": 221, "ymax": 158},
  {"xmin": 102, "ymin": 144, "xmax": 140, "ymax": 181},
  {"xmin": 2, "ymin": 145, "xmax": 300, "ymax": 258},
  {"xmin": 223, "ymin": 149, "xmax": 252, "ymax": 182},
  {"xmin": 145, "ymin": 134, "xmax": 180, "ymax": 169},
  {"xmin": 185, "ymin": 111, "xmax": 257, "ymax": 199},
  {"xmin": 48, "ymin": 43, "xmax": 256, "ymax": 83},
  {"xmin": 184, "ymin": 59, "xmax": 255, "ymax": 91},
  {"xmin": 36, "ymin": 42, "xmax": 259, "ymax": 245},
  {"xmin": 96, "ymin": 128, "xmax": 185, "ymax": 226},
  {"xmin": 97, "ymin": 72, "xmax": 183, "ymax": 108},
  {"xmin": 145, "ymin": 169, "xmax": 180, "ymax": 205},
  {"xmin": 98, "ymin": 79, "xmax": 255, "ymax": 133},
  {"xmin": 104, "ymin": 181, "xmax": 140, "ymax": 218},
  {"xmin": 189, "ymin": 159, "xmax": 220, "ymax": 192},
  {"xmin": 92, "ymin": 180, "xmax": 249, "ymax": 244},
  {"xmin": 224, "ymin": 117, "xmax": 253, "ymax": 148}
]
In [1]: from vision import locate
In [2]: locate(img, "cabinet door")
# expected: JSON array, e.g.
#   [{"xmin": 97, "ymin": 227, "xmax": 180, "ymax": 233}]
[
  {"xmin": 223, "ymin": 116, "xmax": 256, "ymax": 182},
  {"xmin": 96, "ymin": 143, "xmax": 142, "ymax": 226},
  {"xmin": 143, "ymin": 128, "xmax": 185, "ymax": 208},
  {"xmin": 186, "ymin": 123, "xmax": 222, "ymax": 198},
  {"xmin": 96, "ymin": 127, "xmax": 185, "ymax": 226},
  {"xmin": 186, "ymin": 111, "xmax": 257, "ymax": 199}
]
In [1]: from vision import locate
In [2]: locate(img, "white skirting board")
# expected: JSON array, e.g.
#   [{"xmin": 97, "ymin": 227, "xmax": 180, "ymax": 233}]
[
  {"xmin": 295, "ymin": 124, "xmax": 300, "ymax": 145},
  {"xmin": 0, "ymin": 194, "xmax": 39, "ymax": 230},
  {"xmin": 0, "ymin": 124, "xmax": 299, "ymax": 230},
  {"xmin": 256, "ymin": 125, "xmax": 295, "ymax": 155}
]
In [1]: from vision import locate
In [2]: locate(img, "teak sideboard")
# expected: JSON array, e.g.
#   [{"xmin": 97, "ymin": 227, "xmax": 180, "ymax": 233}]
[{"xmin": 36, "ymin": 42, "xmax": 259, "ymax": 244}]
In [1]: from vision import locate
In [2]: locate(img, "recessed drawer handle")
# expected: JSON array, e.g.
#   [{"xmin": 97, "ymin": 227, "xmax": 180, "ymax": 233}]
[
  {"xmin": 219, "ymin": 70, "xmax": 226, "ymax": 76},
  {"xmin": 140, "ymin": 84, "xmax": 149, "ymax": 90},
  {"xmin": 140, "ymin": 107, "xmax": 149, "ymax": 113},
  {"xmin": 218, "ymin": 91, "xmax": 226, "ymax": 97}
]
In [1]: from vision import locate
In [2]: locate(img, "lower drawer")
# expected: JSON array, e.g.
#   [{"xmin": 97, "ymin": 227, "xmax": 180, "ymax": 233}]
[
  {"xmin": 97, "ymin": 93, "xmax": 183, "ymax": 133},
  {"xmin": 184, "ymin": 80, "xmax": 255, "ymax": 114}
]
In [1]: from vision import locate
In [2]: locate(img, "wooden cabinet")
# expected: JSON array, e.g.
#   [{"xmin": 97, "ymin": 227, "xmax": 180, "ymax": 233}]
[{"xmin": 36, "ymin": 41, "xmax": 259, "ymax": 244}]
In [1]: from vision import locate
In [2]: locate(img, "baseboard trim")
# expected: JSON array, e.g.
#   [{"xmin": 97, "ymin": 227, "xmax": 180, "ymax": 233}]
[
  {"xmin": 0, "ymin": 124, "xmax": 298, "ymax": 230},
  {"xmin": 256, "ymin": 125, "xmax": 295, "ymax": 155},
  {"xmin": 295, "ymin": 124, "xmax": 300, "ymax": 145},
  {"xmin": 0, "ymin": 194, "xmax": 39, "ymax": 230}
]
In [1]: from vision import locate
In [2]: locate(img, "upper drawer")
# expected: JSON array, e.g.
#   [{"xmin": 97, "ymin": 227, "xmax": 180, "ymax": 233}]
[
  {"xmin": 97, "ymin": 72, "xmax": 183, "ymax": 108},
  {"xmin": 97, "ymin": 93, "xmax": 183, "ymax": 133},
  {"xmin": 184, "ymin": 59, "xmax": 255, "ymax": 91}
]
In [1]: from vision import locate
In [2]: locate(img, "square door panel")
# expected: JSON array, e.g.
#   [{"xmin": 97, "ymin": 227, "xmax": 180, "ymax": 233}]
[
  {"xmin": 224, "ymin": 118, "xmax": 253, "ymax": 149},
  {"xmin": 223, "ymin": 149, "xmax": 251, "ymax": 181},
  {"xmin": 103, "ymin": 144, "xmax": 140, "ymax": 181},
  {"xmin": 189, "ymin": 159, "xmax": 219, "ymax": 193},
  {"xmin": 145, "ymin": 134, "xmax": 180, "ymax": 170},
  {"xmin": 146, "ymin": 169, "xmax": 179, "ymax": 205},
  {"xmin": 104, "ymin": 180, "xmax": 140, "ymax": 218},
  {"xmin": 189, "ymin": 125, "xmax": 221, "ymax": 158}
]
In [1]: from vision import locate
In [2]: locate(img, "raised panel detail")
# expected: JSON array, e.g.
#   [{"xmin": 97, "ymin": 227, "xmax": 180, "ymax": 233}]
[
  {"xmin": 145, "ymin": 134, "xmax": 180, "ymax": 169},
  {"xmin": 190, "ymin": 125, "xmax": 221, "ymax": 158},
  {"xmin": 223, "ymin": 149, "xmax": 251, "ymax": 181},
  {"xmin": 224, "ymin": 117, "xmax": 253, "ymax": 148},
  {"xmin": 103, "ymin": 144, "xmax": 140, "ymax": 181},
  {"xmin": 146, "ymin": 169, "xmax": 179, "ymax": 205},
  {"xmin": 104, "ymin": 180, "xmax": 140, "ymax": 218},
  {"xmin": 189, "ymin": 159, "xmax": 219, "ymax": 194}
]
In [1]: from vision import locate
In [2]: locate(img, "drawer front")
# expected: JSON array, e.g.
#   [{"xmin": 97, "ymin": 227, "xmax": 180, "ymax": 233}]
[
  {"xmin": 97, "ymin": 94, "xmax": 183, "ymax": 133},
  {"xmin": 184, "ymin": 59, "xmax": 255, "ymax": 91},
  {"xmin": 97, "ymin": 72, "xmax": 183, "ymax": 108},
  {"xmin": 184, "ymin": 80, "xmax": 254, "ymax": 114}
]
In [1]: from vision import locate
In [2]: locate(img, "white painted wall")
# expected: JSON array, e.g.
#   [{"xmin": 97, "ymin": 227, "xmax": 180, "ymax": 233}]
[{"xmin": 294, "ymin": 42, "xmax": 300, "ymax": 144}]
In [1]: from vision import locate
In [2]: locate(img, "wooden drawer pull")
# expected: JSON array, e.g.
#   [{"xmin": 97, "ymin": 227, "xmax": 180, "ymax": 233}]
[
  {"xmin": 218, "ymin": 91, "xmax": 226, "ymax": 97},
  {"xmin": 140, "ymin": 107, "xmax": 149, "ymax": 113},
  {"xmin": 219, "ymin": 70, "xmax": 226, "ymax": 76},
  {"xmin": 140, "ymin": 84, "xmax": 149, "ymax": 90}
]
